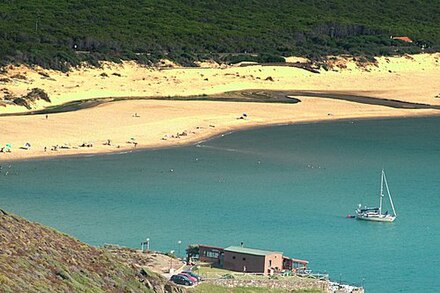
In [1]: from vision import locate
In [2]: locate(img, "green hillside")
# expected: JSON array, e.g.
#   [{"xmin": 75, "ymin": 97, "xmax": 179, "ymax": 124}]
[
  {"xmin": 0, "ymin": 209, "xmax": 186, "ymax": 293},
  {"xmin": 1, "ymin": 0, "xmax": 439, "ymax": 69}
]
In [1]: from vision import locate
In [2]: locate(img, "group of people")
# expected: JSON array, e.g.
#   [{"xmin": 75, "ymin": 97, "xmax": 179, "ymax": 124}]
[
  {"xmin": 0, "ymin": 137, "xmax": 137, "ymax": 156},
  {"xmin": 0, "ymin": 147, "xmax": 12, "ymax": 153}
]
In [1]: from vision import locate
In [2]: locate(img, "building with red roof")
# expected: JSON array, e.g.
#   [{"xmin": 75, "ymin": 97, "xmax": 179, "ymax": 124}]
[{"xmin": 392, "ymin": 36, "xmax": 413, "ymax": 43}]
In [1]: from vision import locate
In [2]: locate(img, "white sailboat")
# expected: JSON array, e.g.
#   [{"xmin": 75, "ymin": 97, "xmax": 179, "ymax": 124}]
[{"xmin": 355, "ymin": 170, "xmax": 397, "ymax": 222}]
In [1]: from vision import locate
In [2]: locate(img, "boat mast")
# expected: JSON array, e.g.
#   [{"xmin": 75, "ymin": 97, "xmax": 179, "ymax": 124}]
[
  {"xmin": 383, "ymin": 171, "xmax": 397, "ymax": 216},
  {"xmin": 379, "ymin": 169, "xmax": 384, "ymax": 215}
]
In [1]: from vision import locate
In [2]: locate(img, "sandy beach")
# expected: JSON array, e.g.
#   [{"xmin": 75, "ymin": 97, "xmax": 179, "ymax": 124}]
[{"xmin": 1, "ymin": 53, "xmax": 439, "ymax": 161}]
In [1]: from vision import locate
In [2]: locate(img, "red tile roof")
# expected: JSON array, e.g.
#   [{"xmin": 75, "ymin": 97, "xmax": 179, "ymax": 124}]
[{"xmin": 392, "ymin": 36, "xmax": 413, "ymax": 43}]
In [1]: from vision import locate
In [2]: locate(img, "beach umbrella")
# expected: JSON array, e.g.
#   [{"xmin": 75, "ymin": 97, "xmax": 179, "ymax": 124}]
[{"xmin": 5, "ymin": 144, "xmax": 11, "ymax": 149}]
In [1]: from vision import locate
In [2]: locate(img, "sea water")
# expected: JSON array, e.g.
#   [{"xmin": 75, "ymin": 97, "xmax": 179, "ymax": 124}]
[{"xmin": 1, "ymin": 116, "xmax": 440, "ymax": 292}]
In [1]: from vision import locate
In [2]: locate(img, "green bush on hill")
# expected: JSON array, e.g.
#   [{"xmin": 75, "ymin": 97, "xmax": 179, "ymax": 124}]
[{"xmin": 0, "ymin": 0, "xmax": 439, "ymax": 69}]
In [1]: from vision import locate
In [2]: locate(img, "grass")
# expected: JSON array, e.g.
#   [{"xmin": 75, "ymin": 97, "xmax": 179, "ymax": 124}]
[
  {"xmin": 193, "ymin": 264, "xmax": 325, "ymax": 292},
  {"xmin": 196, "ymin": 265, "xmax": 233, "ymax": 275},
  {"xmin": 193, "ymin": 284, "xmax": 285, "ymax": 292},
  {"xmin": 193, "ymin": 283, "xmax": 322, "ymax": 293}
]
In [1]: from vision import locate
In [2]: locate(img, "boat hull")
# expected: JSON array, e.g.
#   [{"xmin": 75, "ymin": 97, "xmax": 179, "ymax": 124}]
[{"xmin": 356, "ymin": 214, "xmax": 396, "ymax": 222}]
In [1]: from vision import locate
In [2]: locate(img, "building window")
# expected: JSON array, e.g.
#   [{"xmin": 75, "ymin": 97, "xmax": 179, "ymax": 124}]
[
  {"xmin": 206, "ymin": 251, "xmax": 219, "ymax": 258},
  {"xmin": 232, "ymin": 256, "xmax": 236, "ymax": 259},
  {"xmin": 243, "ymin": 257, "xmax": 246, "ymax": 261}
]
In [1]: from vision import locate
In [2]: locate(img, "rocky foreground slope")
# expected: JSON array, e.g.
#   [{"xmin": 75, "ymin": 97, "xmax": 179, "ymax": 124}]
[{"xmin": 0, "ymin": 209, "xmax": 183, "ymax": 293}]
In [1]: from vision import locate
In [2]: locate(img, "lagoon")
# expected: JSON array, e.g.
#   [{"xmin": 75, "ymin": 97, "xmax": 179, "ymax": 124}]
[{"xmin": 1, "ymin": 116, "xmax": 440, "ymax": 292}]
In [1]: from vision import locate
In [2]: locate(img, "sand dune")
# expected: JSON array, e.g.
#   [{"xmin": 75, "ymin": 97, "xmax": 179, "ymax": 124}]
[{"xmin": 0, "ymin": 54, "xmax": 439, "ymax": 160}]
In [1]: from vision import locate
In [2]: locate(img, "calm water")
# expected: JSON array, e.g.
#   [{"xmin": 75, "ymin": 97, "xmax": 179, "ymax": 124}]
[{"xmin": 1, "ymin": 116, "xmax": 440, "ymax": 292}]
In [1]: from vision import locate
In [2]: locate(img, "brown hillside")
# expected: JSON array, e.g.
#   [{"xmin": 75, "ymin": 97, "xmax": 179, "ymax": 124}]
[{"xmin": 0, "ymin": 209, "xmax": 183, "ymax": 293}]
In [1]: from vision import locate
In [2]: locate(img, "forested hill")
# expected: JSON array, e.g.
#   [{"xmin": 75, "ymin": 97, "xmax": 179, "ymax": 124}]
[{"xmin": 1, "ymin": 0, "xmax": 439, "ymax": 70}]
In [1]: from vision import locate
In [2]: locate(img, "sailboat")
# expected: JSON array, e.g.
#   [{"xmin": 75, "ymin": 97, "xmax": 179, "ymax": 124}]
[{"xmin": 355, "ymin": 170, "xmax": 397, "ymax": 222}]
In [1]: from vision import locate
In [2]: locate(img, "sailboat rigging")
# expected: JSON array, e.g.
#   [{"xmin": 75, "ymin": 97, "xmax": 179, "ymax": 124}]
[{"xmin": 355, "ymin": 169, "xmax": 397, "ymax": 222}]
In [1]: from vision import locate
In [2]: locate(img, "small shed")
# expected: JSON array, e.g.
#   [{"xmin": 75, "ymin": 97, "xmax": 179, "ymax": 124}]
[{"xmin": 223, "ymin": 246, "xmax": 283, "ymax": 275}]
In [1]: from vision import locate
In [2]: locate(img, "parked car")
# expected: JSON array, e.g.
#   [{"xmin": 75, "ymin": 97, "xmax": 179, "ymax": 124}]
[
  {"xmin": 182, "ymin": 270, "xmax": 202, "ymax": 282},
  {"xmin": 178, "ymin": 272, "xmax": 198, "ymax": 283},
  {"xmin": 170, "ymin": 274, "xmax": 193, "ymax": 286}
]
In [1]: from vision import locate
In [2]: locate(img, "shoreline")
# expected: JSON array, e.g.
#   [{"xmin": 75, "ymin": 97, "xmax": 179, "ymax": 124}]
[
  {"xmin": 2, "ymin": 110, "xmax": 438, "ymax": 163},
  {"xmin": 1, "ymin": 53, "xmax": 439, "ymax": 162}
]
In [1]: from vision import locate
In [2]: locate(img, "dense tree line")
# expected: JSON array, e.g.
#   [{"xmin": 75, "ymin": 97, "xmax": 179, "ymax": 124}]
[{"xmin": 0, "ymin": 0, "xmax": 439, "ymax": 70}]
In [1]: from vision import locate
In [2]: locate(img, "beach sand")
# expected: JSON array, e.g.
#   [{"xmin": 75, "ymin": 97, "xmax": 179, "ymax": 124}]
[{"xmin": 0, "ymin": 53, "xmax": 439, "ymax": 160}]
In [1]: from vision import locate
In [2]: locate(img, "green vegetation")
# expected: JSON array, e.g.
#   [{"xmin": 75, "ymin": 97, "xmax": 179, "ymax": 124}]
[
  {"xmin": 193, "ymin": 265, "xmax": 325, "ymax": 292},
  {"xmin": 193, "ymin": 284, "xmax": 322, "ymax": 293},
  {"xmin": 193, "ymin": 284, "xmax": 286, "ymax": 292},
  {"xmin": 195, "ymin": 265, "xmax": 234, "ymax": 278},
  {"xmin": 3, "ymin": 87, "xmax": 51, "ymax": 109},
  {"xmin": 0, "ymin": 0, "xmax": 439, "ymax": 70},
  {"xmin": 0, "ymin": 209, "xmax": 184, "ymax": 293}
]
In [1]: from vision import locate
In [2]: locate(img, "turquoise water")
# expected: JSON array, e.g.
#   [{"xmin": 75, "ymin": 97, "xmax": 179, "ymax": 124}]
[{"xmin": 1, "ymin": 116, "xmax": 440, "ymax": 292}]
